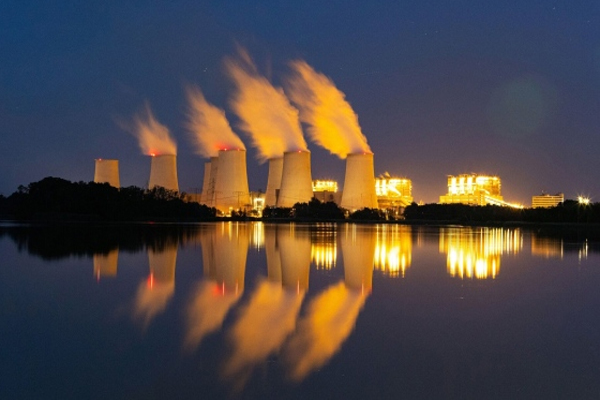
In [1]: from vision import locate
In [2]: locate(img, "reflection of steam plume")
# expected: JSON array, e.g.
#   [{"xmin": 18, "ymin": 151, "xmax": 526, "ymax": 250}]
[
  {"xmin": 128, "ymin": 103, "xmax": 177, "ymax": 156},
  {"xmin": 185, "ymin": 86, "xmax": 246, "ymax": 157},
  {"xmin": 93, "ymin": 249, "xmax": 118, "ymax": 280},
  {"xmin": 221, "ymin": 279, "xmax": 304, "ymax": 391},
  {"xmin": 284, "ymin": 282, "xmax": 366, "ymax": 381},
  {"xmin": 286, "ymin": 60, "xmax": 371, "ymax": 157},
  {"xmin": 225, "ymin": 50, "xmax": 307, "ymax": 162},
  {"xmin": 184, "ymin": 223, "xmax": 249, "ymax": 350},
  {"xmin": 278, "ymin": 225, "xmax": 311, "ymax": 291},
  {"xmin": 132, "ymin": 246, "xmax": 177, "ymax": 329},
  {"xmin": 341, "ymin": 225, "xmax": 375, "ymax": 292}
]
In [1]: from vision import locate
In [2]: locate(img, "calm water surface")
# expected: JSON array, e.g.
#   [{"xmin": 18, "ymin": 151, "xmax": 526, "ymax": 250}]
[{"xmin": 0, "ymin": 222, "xmax": 599, "ymax": 399}]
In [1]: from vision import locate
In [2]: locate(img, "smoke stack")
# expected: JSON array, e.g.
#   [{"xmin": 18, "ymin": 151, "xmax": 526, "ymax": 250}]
[
  {"xmin": 200, "ymin": 161, "xmax": 212, "ymax": 205},
  {"xmin": 265, "ymin": 157, "xmax": 284, "ymax": 206},
  {"xmin": 213, "ymin": 149, "xmax": 250, "ymax": 213},
  {"xmin": 94, "ymin": 159, "xmax": 120, "ymax": 188},
  {"xmin": 341, "ymin": 153, "xmax": 377, "ymax": 211},
  {"xmin": 149, "ymin": 154, "xmax": 179, "ymax": 191},
  {"xmin": 277, "ymin": 150, "xmax": 313, "ymax": 208}
]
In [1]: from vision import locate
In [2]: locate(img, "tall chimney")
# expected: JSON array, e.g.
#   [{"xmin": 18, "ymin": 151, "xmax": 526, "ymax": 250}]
[
  {"xmin": 265, "ymin": 157, "xmax": 284, "ymax": 207},
  {"xmin": 213, "ymin": 149, "xmax": 250, "ymax": 214},
  {"xmin": 94, "ymin": 159, "xmax": 120, "ymax": 188},
  {"xmin": 341, "ymin": 153, "xmax": 377, "ymax": 211},
  {"xmin": 277, "ymin": 150, "xmax": 313, "ymax": 208},
  {"xmin": 149, "ymin": 154, "xmax": 179, "ymax": 191}
]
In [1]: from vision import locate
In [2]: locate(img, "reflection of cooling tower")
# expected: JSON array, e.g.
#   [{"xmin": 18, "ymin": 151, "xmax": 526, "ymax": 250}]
[
  {"xmin": 93, "ymin": 249, "xmax": 119, "ymax": 279},
  {"xmin": 277, "ymin": 151, "xmax": 313, "ymax": 208},
  {"xmin": 341, "ymin": 225, "xmax": 375, "ymax": 291},
  {"xmin": 278, "ymin": 226, "xmax": 311, "ymax": 290},
  {"xmin": 265, "ymin": 157, "xmax": 283, "ymax": 206},
  {"xmin": 148, "ymin": 246, "xmax": 178, "ymax": 284},
  {"xmin": 214, "ymin": 150, "xmax": 250, "ymax": 213},
  {"xmin": 94, "ymin": 159, "xmax": 120, "ymax": 188},
  {"xmin": 265, "ymin": 225, "xmax": 282, "ymax": 282},
  {"xmin": 212, "ymin": 222, "xmax": 249, "ymax": 292},
  {"xmin": 340, "ymin": 153, "xmax": 377, "ymax": 210},
  {"xmin": 149, "ymin": 154, "xmax": 179, "ymax": 191},
  {"xmin": 200, "ymin": 161, "xmax": 212, "ymax": 204}
]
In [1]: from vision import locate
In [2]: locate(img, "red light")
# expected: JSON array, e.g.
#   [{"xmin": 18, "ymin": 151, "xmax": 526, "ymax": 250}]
[{"xmin": 147, "ymin": 274, "xmax": 154, "ymax": 289}]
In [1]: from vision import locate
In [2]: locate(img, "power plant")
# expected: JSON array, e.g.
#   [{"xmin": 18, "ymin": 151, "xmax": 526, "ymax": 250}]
[
  {"xmin": 94, "ymin": 159, "xmax": 120, "ymax": 188},
  {"xmin": 277, "ymin": 150, "xmax": 313, "ymax": 208},
  {"xmin": 149, "ymin": 154, "xmax": 179, "ymax": 192},
  {"xmin": 200, "ymin": 160, "xmax": 212, "ymax": 205},
  {"xmin": 213, "ymin": 149, "xmax": 250, "ymax": 214},
  {"xmin": 340, "ymin": 153, "xmax": 378, "ymax": 211}
]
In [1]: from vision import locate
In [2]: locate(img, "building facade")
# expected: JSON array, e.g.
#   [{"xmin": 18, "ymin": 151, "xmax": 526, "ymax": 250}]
[{"xmin": 439, "ymin": 174, "xmax": 503, "ymax": 206}]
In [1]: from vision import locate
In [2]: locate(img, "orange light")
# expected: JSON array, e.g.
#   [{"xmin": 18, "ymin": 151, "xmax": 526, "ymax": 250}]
[{"xmin": 147, "ymin": 273, "xmax": 154, "ymax": 289}]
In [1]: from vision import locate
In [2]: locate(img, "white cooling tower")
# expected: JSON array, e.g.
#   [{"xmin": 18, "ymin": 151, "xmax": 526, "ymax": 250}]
[
  {"xmin": 200, "ymin": 161, "xmax": 212, "ymax": 205},
  {"xmin": 213, "ymin": 150, "xmax": 250, "ymax": 213},
  {"xmin": 277, "ymin": 151, "xmax": 313, "ymax": 208},
  {"xmin": 94, "ymin": 159, "xmax": 120, "ymax": 188},
  {"xmin": 340, "ymin": 153, "xmax": 378, "ymax": 211},
  {"xmin": 265, "ymin": 157, "xmax": 283, "ymax": 206},
  {"xmin": 149, "ymin": 154, "xmax": 179, "ymax": 192},
  {"xmin": 341, "ymin": 225, "xmax": 375, "ymax": 292}
]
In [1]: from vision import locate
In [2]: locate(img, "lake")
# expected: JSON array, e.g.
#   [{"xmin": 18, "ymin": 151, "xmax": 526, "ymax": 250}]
[{"xmin": 0, "ymin": 222, "xmax": 599, "ymax": 399}]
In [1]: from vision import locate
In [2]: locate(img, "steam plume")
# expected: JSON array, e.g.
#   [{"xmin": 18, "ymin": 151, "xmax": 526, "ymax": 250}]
[
  {"xmin": 225, "ymin": 49, "xmax": 307, "ymax": 162},
  {"xmin": 286, "ymin": 60, "xmax": 371, "ymax": 158},
  {"xmin": 129, "ymin": 103, "xmax": 177, "ymax": 156},
  {"xmin": 185, "ymin": 86, "xmax": 245, "ymax": 158}
]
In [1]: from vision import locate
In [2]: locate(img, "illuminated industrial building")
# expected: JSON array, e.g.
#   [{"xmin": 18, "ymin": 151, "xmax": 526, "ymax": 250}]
[
  {"xmin": 439, "ymin": 174, "xmax": 504, "ymax": 206},
  {"xmin": 532, "ymin": 193, "xmax": 564, "ymax": 208},
  {"xmin": 312, "ymin": 180, "xmax": 340, "ymax": 203},
  {"xmin": 375, "ymin": 173, "xmax": 413, "ymax": 214}
]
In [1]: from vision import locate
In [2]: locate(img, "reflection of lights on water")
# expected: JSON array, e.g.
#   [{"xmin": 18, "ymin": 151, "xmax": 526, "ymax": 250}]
[
  {"xmin": 251, "ymin": 222, "xmax": 264, "ymax": 249},
  {"xmin": 311, "ymin": 242, "xmax": 337, "ymax": 269},
  {"xmin": 373, "ymin": 225, "xmax": 412, "ymax": 277},
  {"xmin": 531, "ymin": 237, "xmax": 563, "ymax": 259},
  {"xmin": 579, "ymin": 239, "xmax": 588, "ymax": 263},
  {"xmin": 440, "ymin": 228, "xmax": 522, "ymax": 279}
]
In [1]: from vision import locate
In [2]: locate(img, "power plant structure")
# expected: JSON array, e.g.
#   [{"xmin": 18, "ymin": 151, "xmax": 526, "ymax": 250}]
[
  {"xmin": 277, "ymin": 150, "xmax": 314, "ymax": 208},
  {"xmin": 265, "ymin": 157, "xmax": 284, "ymax": 206},
  {"xmin": 340, "ymin": 153, "xmax": 378, "ymax": 211},
  {"xmin": 213, "ymin": 149, "xmax": 250, "ymax": 214},
  {"xmin": 200, "ymin": 160, "xmax": 212, "ymax": 205},
  {"xmin": 149, "ymin": 154, "xmax": 179, "ymax": 192},
  {"xmin": 94, "ymin": 159, "xmax": 120, "ymax": 188}
]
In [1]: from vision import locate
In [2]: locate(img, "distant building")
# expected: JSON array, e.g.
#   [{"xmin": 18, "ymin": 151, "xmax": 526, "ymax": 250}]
[
  {"xmin": 375, "ymin": 173, "xmax": 413, "ymax": 213},
  {"xmin": 312, "ymin": 180, "xmax": 341, "ymax": 204},
  {"xmin": 532, "ymin": 193, "xmax": 564, "ymax": 208},
  {"xmin": 439, "ymin": 174, "xmax": 504, "ymax": 206}
]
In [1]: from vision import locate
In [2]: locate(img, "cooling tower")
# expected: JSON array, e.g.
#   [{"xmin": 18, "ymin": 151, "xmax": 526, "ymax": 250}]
[
  {"xmin": 149, "ymin": 154, "xmax": 179, "ymax": 191},
  {"xmin": 277, "ymin": 151, "xmax": 313, "ymax": 208},
  {"xmin": 341, "ymin": 225, "xmax": 375, "ymax": 292},
  {"xmin": 265, "ymin": 157, "xmax": 283, "ymax": 206},
  {"xmin": 278, "ymin": 227, "xmax": 310, "ymax": 290},
  {"xmin": 340, "ymin": 153, "xmax": 378, "ymax": 211},
  {"xmin": 94, "ymin": 159, "xmax": 120, "ymax": 188},
  {"xmin": 93, "ymin": 249, "xmax": 118, "ymax": 279},
  {"xmin": 213, "ymin": 150, "xmax": 250, "ymax": 214},
  {"xmin": 265, "ymin": 225, "xmax": 282, "ymax": 282},
  {"xmin": 200, "ymin": 161, "xmax": 212, "ymax": 205}
]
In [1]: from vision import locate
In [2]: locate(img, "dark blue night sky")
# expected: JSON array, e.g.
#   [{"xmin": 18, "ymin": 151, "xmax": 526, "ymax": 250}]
[{"xmin": 1, "ymin": 1, "xmax": 599, "ymax": 203}]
